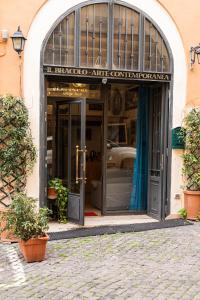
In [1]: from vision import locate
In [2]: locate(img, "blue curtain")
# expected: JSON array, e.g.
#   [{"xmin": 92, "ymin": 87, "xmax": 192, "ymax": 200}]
[{"xmin": 130, "ymin": 86, "xmax": 149, "ymax": 211}]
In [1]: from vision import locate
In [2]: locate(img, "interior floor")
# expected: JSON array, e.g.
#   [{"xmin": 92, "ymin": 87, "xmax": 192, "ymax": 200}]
[{"xmin": 85, "ymin": 203, "xmax": 101, "ymax": 216}]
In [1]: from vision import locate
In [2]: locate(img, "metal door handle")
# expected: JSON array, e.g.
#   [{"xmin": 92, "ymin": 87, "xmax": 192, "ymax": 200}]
[
  {"xmin": 76, "ymin": 145, "xmax": 87, "ymax": 184},
  {"xmin": 76, "ymin": 145, "xmax": 83, "ymax": 183},
  {"xmin": 160, "ymin": 154, "xmax": 164, "ymax": 170},
  {"xmin": 83, "ymin": 146, "xmax": 87, "ymax": 183},
  {"xmin": 76, "ymin": 145, "xmax": 79, "ymax": 184}
]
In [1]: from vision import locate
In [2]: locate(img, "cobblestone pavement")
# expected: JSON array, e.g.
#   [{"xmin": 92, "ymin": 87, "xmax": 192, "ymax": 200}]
[{"xmin": 0, "ymin": 223, "xmax": 200, "ymax": 300}]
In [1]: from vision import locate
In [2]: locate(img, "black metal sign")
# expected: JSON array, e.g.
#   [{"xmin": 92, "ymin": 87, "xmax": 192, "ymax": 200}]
[{"xmin": 43, "ymin": 66, "xmax": 171, "ymax": 82}]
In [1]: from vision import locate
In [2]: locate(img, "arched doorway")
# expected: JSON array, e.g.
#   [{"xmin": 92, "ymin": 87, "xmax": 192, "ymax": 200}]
[
  {"xmin": 23, "ymin": 0, "xmax": 186, "ymax": 224},
  {"xmin": 42, "ymin": 1, "xmax": 171, "ymax": 225}
]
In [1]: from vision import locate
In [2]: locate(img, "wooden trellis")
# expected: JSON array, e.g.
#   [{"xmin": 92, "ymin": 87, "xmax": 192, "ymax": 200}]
[{"xmin": 0, "ymin": 97, "xmax": 28, "ymax": 207}]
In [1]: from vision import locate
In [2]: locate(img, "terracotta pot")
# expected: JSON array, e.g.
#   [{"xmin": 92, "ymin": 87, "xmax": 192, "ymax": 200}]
[
  {"xmin": 0, "ymin": 208, "xmax": 18, "ymax": 243},
  {"xmin": 19, "ymin": 234, "xmax": 49, "ymax": 263},
  {"xmin": 47, "ymin": 187, "xmax": 57, "ymax": 200},
  {"xmin": 184, "ymin": 190, "xmax": 200, "ymax": 220}
]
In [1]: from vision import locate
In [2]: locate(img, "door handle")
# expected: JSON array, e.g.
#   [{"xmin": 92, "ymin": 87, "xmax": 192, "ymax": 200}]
[
  {"xmin": 83, "ymin": 146, "xmax": 87, "ymax": 183},
  {"xmin": 76, "ymin": 145, "xmax": 83, "ymax": 184},
  {"xmin": 76, "ymin": 145, "xmax": 88, "ymax": 184},
  {"xmin": 160, "ymin": 154, "xmax": 164, "ymax": 170}
]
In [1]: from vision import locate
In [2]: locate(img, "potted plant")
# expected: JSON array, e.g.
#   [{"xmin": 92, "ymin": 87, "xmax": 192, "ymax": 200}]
[
  {"xmin": 47, "ymin": 181, "xmax": 57, "ymax": 200},
  {"xmin": 48, "ymin": 178, "xmax": 68, "ymax": 223},
  {"xmin": 0, "ymin": 95, "xmax": 36, "ymax": 241},
  {"xmin": 182, "ymin": 108, "xmax": 200, "ymax": 219},
  {"xmin": 0, "ymin": 192, "xmax": 51, "ymax": 262},
  {"xmin": 0, "ymin": 207, "xmax": 19, "ymax": 242}
]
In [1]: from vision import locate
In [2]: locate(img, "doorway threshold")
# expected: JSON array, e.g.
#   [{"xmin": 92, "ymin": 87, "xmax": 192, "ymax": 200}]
[
  {"xmin": 48, "ymin": 214, "xmax": 157, "ymax": 233},
  {"xmin": 47, "ymin": 216, "xmax": 191, "ymax": 241}
]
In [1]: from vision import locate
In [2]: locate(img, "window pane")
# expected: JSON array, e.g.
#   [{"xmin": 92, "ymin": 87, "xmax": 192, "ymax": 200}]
[
  {"xmin": 150, "ymin": 87, "xmax": 162, "ymax": 177},
  {"xmin": 80, "ymin": 4, "xmax": 108, "ymax": 68},
  {"xmin": 144, "ymin": 20, "xmax": 151, "ymax": 71},
  {"xmin": 113, "ymin": 5, "xmax": 140, "ymax": 70},
  {"xmin": 151, "ymin": 25, "xmax": 157, "ymax": 71},
  {"xmin": 47, "ymin": 104, "xmax": 54, "ymax": 179},
  {"xmin": 57, "ymin": 104, "xmax": 69, "ymax": 184},
  {"xmin": 44, "ymin": 12, "xmax": 75, "ymax": 66},
  {"xmin": 106, "ymin": 84, "xmax": 138, "ymax": 211},
  {"xmin": 162, "ymin": 41, "xmax": 170, "ymax": 72},
  {"xmin": 53, "ymin": 24, "xmax": 61, "ymax": 65},
  {"xmin": 144, "ymin": 19, "xmax": 170, "ymax": 72},
  {"xmin": 157, "ymin": 34, "xmax": 162, "ymax": 72}
]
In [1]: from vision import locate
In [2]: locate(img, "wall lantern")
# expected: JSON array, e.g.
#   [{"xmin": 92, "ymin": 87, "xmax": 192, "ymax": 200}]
[
  {"xmin": 11, "ymin": 26, "xmax": 27, "ymax": 97},
  {"xmin": 11, "ymin": 26, "xmax": 26, "ymax": 56},
  {"xmin": 190, "ymin": 44, "xmax": 200, "ymax": 67}
]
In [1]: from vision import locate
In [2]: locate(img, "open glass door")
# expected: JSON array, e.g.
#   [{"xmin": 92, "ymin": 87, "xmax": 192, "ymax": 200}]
[
  {"xmin": 68, "ymin": 101, "xmax": 86, "ymax": 225},
  {"xmin": 47, "ymin": 82, "xmax": 102, "ymax": 225},
  {"xmin": 56, "ymin": 100, "xmax": 86, "ymax": 225}
]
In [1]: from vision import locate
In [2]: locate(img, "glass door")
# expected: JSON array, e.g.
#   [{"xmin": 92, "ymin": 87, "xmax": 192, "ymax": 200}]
[
  {"xmin": 105, "ymin": 84, "xmax": 137, "ymax": 212},
  {"xmin": 147, "ymin": 86, "xmax": 164, "ymax": 220},
  {"xmin": 56, "ymin": 100, "xmax": 86, "ymax": 225}
]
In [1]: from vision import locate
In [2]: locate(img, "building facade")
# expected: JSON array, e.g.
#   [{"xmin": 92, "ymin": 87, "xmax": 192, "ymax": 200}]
[{"xmin": 0, "ymin": 0, "xmax": 200, "ymax": 225}]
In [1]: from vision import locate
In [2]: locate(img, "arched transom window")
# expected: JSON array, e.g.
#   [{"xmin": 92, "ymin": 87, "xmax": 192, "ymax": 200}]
[{"xmin": 44, "ymin": 2, "xmax": 171, "ymax": 73}]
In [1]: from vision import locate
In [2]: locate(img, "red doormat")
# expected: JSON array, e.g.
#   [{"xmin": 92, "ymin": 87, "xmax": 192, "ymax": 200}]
[{"xmin": 84, "ymin": 211, "xmax": 98, "ymax": 216}]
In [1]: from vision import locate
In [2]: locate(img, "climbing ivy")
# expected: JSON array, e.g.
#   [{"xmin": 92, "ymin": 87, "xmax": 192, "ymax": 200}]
[
  {"xmin": 0, "ymin": 95, "xmax": 36, "ymax": 199},
  {"xmin": 182, "ymin": 108, "xmax": 200, "ymax": 191}
]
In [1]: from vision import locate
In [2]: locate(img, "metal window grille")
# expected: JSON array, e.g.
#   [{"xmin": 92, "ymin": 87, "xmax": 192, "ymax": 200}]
[{"xmin": 43, "ymin": 3, "xmax": 170, "ymax": 73}]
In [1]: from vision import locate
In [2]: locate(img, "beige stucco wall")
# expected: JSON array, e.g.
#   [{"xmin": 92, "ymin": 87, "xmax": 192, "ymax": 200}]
[
  {"xmin": 0, "ymin": 0, "xmax": 200, "ymax": 106},
  {"xmin": 0, "ymin": 0, "xmax": 199, "ymax": 216},
  {"xmin": 0, "ymin": 0, "xmax": 46, "ymax": 96},
  {"xmin": 159, "ymin": 0, "xmax": 200, "ymax": 108}
]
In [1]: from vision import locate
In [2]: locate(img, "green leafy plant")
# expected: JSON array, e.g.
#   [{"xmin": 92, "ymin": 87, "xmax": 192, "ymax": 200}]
[
  {"xmin": 0, "ymin": 95, "xmax": 36, "ymax": 196},
  {"xmin": 48, "ymin": 178, "xmax": 69, "ymax": 223},
  {"xmin": 182, "ymin": 108, "xmax": 200, "ymax": 191},
  {"xmin": 178, "ymin": 208, "xmax": 187, "ymax": 220},
  {"xmin": 0, "ymin": 193, "xmax": 51, "ymax": 241}
]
